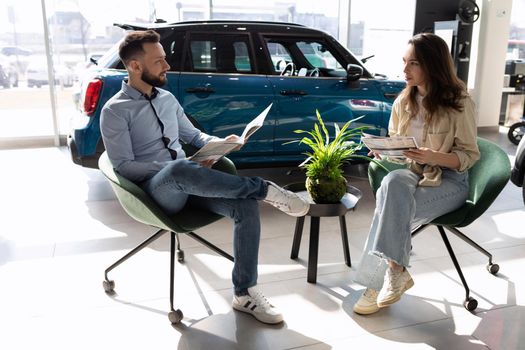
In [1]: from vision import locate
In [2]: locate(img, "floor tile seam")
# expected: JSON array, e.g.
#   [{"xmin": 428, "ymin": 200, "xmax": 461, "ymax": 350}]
[
  {"xmin": 84, "ymin": 198, "xmax": 117, "ymax": 204},
  {"xmin": 82, "ymin": 277, "xmax": 321, "ymax": 318},
  {"xmin": 96, "ymin": 220, "xmax": 156, "ymax": 233},
  {"xmin": 359, "ymin": 315, "xmax": 455, "ymax": 337},
  {"xmin": 283, "ymin": 341, "xmax": 327, "ymax": 350},
  {"xmin": 175, "ymin": 232, "xmax": 306, "ymax": 251},
  {"xmin": 3, "ymin": 296, "xmax": 169, "ymax": 320},
  {"xmin": 282, "ymin": 315, "xmax": 462, "ymax": 350},
  {"xmin": 484, "ymin": 204, "xmax": 525, "ymax": 215},
  {"xmin": 486, "ymin": 241, "xmax": 525, "ymax": 253},
  {"xmin": 475, "ymin": 302, "xmax": 523, "ymax": 315},
  {"xmin": 427, "ymin": 240, "xmax": 525, "ymax": 262},
  {"xmin": 409, "ymin": 237, "xmax": 525, "ymax": 262}
]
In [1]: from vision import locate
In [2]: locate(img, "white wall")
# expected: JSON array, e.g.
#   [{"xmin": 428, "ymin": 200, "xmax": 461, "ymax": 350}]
[{"xmin": 470, "ymin": 0, "xmax": 513, "ymax": 127}]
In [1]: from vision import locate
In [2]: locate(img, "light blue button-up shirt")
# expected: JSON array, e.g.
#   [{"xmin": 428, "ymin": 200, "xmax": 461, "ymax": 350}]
[{"xmin": 100, "ymin": 81, "xmax": 217, "ymax": 182}]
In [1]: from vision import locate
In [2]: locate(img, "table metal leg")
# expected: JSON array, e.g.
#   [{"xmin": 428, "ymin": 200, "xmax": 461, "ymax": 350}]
[
  {"xmin": 290, "ymin": 216, "xmax": 305, "ymax": 259},
  {"xmin": 339, "ymin": 216, "xmax": 351, "ymax": 267},
  {"xmin": 308, "ymin": 216, "xmax": 320, "ymax": 283}
]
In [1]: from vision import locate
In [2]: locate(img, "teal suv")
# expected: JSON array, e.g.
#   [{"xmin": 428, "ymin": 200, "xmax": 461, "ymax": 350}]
[{"xmin": 68, "ymin": 20, "xmax": 405, "ymax": 168}]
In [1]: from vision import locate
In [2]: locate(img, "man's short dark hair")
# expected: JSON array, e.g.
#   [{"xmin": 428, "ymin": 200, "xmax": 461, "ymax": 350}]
[{"xmin": 119, "ymin": 30, "xmax": 160, "ymax": 66}]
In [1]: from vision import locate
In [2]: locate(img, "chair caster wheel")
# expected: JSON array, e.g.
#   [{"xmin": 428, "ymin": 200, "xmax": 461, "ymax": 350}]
[
  {"xmin": 464, "ymin": 297, "xmax": 478, "ymax": 311},
  {"xmin": 177, "ymin": 250, "xmax": 185, "ymax": 262},
  {"xmin": 168, "ymin": 309, "xmax": 183, "ymax": 324},
  {"xmin": 487, "ymin": 263, "xmax": 499, "ymax": 275},
  {"xmin": 103, "ymin": 280, "xmax": 115, "ymax": 293}
]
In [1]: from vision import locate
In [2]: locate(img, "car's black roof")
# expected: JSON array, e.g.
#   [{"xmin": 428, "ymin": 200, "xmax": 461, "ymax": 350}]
[{"xmin": 114, "ymin": 20, "xmax": 325, "ymax": 35}]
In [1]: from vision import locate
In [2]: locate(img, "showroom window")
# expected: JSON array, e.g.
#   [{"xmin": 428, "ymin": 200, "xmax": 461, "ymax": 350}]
[
  {"xmin": 507, "ymin": 0, "xmax": 525, "ymax": 59},
  {"xmin": 0, "ymin": 0, "xmax": 416, "ymax": 147},
  {"xmin": 347, "ymin": 0, "xmax": 416, "ymax": 79}
]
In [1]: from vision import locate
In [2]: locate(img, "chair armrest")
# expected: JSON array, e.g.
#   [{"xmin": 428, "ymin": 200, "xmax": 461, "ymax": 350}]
[{"xmin": 213, "ymin": 156, "xmax": 238, "ymax": 175}]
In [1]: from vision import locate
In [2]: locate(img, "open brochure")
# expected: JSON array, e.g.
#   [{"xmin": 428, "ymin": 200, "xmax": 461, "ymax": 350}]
[
  {"xmin": 189, "ymin": 103, "xmax": 273, "ymax": 163},
  {"xmin": 361, "ymin": 133, "xmax": 419, "ymax": 157}
]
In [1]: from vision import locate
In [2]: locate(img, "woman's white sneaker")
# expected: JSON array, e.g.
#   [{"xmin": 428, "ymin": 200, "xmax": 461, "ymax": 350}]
[
  {"xmin": 232, "ymin": 287, "xmax": 284, "ymax": 324},
  {"xmin": 353, "ymin": 288, "xmax": 380, "ymax": 315},
  {"xmin": 377, "ymin": 267, "xmax": 414, "ymax": 307},
  {"xmin": 263, "ymin": 181, "xmax": 310, "ymax": 217}
]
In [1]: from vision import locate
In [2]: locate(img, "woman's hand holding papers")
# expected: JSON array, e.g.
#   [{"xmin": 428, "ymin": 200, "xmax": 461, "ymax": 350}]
[
  {"xmin": 403, "ymin": 147, "xmax": 461, "ymax": 169},
  {"xmin": 403, "ymin": 147, "xmax": 436, "ymax": 165}
]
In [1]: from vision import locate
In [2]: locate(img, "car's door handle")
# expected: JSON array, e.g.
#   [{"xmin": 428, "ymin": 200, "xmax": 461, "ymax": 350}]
[
  {"xmin": 185, "ymin": 87, "xmax": 216, "ymax": 93},
  {"xmin": 383, "ymin": 92, "xmax": 398, "ymax": 99},
  {"xmin": 280, "ymin": 89, "xmax": 308, "ymax": 96}
]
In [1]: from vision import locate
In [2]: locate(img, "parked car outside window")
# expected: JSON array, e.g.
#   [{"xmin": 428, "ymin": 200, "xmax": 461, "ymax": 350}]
[
  {"xmin": 26, "ymin": 60, "xmax": 75, "ymax": 88},
  {"xmin": 0, "ymin": 54, "xmax": 18, "ymax": 88},
  {"xmin": 0, "ymin": 46, "xmax": 32, "ymax": 57}
]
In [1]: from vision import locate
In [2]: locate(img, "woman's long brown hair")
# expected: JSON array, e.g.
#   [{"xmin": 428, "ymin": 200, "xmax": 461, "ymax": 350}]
[{"xmin": 399, "ymin": 33, "xmax": 467, "ymax": 120}]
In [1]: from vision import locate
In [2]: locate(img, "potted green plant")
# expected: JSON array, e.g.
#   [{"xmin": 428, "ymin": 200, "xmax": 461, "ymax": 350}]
[{"xmin": 288, "ymin": 110, "xmax": 386, "ymax": 204}]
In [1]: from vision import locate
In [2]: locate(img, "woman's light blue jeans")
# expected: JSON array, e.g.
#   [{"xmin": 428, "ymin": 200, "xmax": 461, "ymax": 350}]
[
  {"xmin": 140, "ymin": 159, "xmax": 268, "ymax": 296},
  {"xmin": 354, "ymin": 168, "xmax": 469, "ymax": 291}
]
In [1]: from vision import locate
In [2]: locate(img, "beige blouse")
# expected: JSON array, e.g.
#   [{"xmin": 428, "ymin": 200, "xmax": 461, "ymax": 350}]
[{"xmin": 388, "ymin": 94, "xmax": 480, "ymax": 186}]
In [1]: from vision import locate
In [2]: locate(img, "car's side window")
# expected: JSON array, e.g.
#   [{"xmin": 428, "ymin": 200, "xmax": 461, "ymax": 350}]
[
  {"xmin": 296, "ymin": 41, "xmax": 342, "ymax": 70},
  {"xmin": 184, "ymin": 33, "xmax": 254, "ymax": 74},
  {"xmin": 160, "ymin": 31, "xmax": 184, "ymax": 71},
  {"xmin": 263, "ymin": 36, "xmax": 346, "ymax": 78},
  {"xmin": 232, "ymin": 41, "xmax": 252, "ymax": 72},
  {"xmin": 266, "ymin": 42, "xmax": 292, "ymax": 73},
  {"xmin": 190, "ymin": 40, "xmax": 216, "ymax": 71}
]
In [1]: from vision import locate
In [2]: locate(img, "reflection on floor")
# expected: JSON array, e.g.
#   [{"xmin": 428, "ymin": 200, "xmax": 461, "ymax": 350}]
[{"xmin": 0, "ymin": 127, "xmax": 523, "ymax": 349}]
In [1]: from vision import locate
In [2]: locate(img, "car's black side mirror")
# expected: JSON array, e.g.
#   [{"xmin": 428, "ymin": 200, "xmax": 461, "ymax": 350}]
[{"xmin": 346, "ymin": 64, "xmax": 363, "ymax": 88}]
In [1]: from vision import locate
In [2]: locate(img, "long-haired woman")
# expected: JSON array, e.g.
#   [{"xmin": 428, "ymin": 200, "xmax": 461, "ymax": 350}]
[{"xmin": 353, "ymin": 33, "xmax": 480, "ymax": 315}]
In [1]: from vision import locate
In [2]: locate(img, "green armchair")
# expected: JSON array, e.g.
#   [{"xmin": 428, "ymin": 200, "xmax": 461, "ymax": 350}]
[
  {"xmin": 367, "ymin": 137, "xmax": 511, "ymax": 311},
  {"xmin": 98, "ymin": 151, "xmax": 236, "ymax": 324}
]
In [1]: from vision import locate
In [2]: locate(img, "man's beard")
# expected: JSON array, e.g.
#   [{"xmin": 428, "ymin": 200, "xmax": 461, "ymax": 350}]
[{"xmin": 141, "ymin": 69, "xmax": 167, "ymax": 87}]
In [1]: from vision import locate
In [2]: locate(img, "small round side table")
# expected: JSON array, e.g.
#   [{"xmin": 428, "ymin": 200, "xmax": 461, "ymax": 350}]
[{"xmin": 284, "ymin": 182, "xmax": 362, "ymax": 283}]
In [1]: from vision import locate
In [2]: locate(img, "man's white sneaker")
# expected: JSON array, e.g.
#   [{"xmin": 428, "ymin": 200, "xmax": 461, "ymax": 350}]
[
  {"xmin": 353, "ymin": 288, "xmax": 380, "ymax": 315},
  {"xmin": 263, "ymin": 181, "xmax": 310, "ymax": 217},
  {"xmin": 232, "ymin": 287, "xmax": 283, "ymax": 324},
  {"xmin": 377, "ymin": 267, "xmax": 414, "ymax": 308}
]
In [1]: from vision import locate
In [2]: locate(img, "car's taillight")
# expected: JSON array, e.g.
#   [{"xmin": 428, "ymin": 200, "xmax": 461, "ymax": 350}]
[{"xmin": 82, "ymin": 79, "xmax": 102, "ymax": 116}]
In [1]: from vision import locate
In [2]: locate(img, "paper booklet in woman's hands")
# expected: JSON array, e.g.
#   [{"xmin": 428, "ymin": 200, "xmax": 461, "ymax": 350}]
[
  {"xmin": 361, "ymin": 133, "xmax": 419, "ymax": 157},
  {"xmin": 189, "ymin": 103, "xmax": 273, "ymax": 163}
]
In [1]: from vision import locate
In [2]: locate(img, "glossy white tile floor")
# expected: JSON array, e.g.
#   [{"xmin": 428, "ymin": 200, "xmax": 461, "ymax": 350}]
[{"xmin": 1, "ymin": 128, "xmax": 524, "ymax": 350}]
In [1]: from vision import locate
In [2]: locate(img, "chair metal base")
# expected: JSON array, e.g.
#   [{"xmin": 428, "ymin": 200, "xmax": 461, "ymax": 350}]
[
  {"xmin": 103, "ymin": 228, "xmax": 234, "ymax": 323},
  {"xmin": 412, "ymin": 224, "xmax": 499, "ymax": 312}
]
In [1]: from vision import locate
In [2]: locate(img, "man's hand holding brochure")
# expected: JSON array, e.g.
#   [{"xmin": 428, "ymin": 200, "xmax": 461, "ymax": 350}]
[
  {"xmin": 189, "ymin": 103, "xmax": 272, "ymax": 163},
  {"xmin": 361, "ymin": 133, "xmax": 419, "ymax": 158}
]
